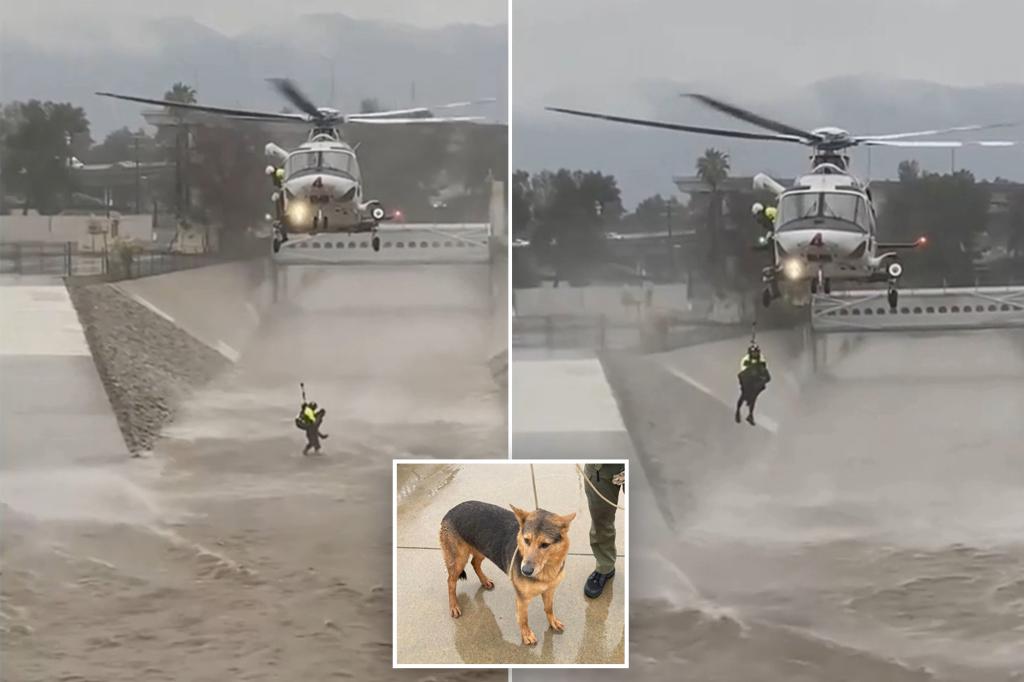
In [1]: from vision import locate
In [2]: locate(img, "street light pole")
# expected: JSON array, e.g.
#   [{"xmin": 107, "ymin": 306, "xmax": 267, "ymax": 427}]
[{"xmin": 133, "ymin": 135, "xmax": 142, "ymax": 214}]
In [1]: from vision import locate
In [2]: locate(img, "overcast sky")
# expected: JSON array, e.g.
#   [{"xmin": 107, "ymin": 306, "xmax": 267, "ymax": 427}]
[
  {"xmin": 1, "ymin": 0, "xmax": 506, "ymax": 49},
  {"xmin": 513, "ymin": 0, "xmax": 1024, "ymax": 114}
]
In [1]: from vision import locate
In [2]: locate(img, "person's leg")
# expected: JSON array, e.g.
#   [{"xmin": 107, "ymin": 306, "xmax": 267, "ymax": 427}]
[
  {"xmin": 746, "ymin": 390, "xmax": 759, "ymax": 424},
  {"xmin": 735, "ymin": 377, "xmax": 746, "ymax": 422},
  {"xmin": 584, "ymin": 464, "xmax": 621, "ymax": 598}
]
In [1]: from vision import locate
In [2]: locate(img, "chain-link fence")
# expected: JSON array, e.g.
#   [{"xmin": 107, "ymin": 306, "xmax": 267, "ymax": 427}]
[{"xmin": 0, "ymin": 241, "xmax": 248, "ymax": 280}]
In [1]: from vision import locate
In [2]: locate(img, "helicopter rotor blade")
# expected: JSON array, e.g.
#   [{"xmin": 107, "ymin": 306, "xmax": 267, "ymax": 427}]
[
  {"xmin": 861, "ymin": 139, "xmax": 1018, "ymax": 148},
  {"xmin": 546, "ymin": 107, "xmax": 809, "ymax": 143},
  {"xmin": 430, "ymin": 97, "xmax": 498, "ymax": 110},
  {"xmin": 95, "ymin": 92, "xmax": 307, "ymax": 123},
  {"xmin": 856, "ymin": 121, "xmax": 1023, "ymax": 141},
  {"xmin": 347, "ymin": 98, "xmax": 497, "ymax": 120},
  {"xmin": 346, "ymin": 116, "xmax": 492, "ymax": 125},
  {"xmin": 682, "ymin": 93, "xmax": 822, "ymax": 143},
  {"xmin": 267, "ymin": 78, "xmax": 324, "ymax": 120}
]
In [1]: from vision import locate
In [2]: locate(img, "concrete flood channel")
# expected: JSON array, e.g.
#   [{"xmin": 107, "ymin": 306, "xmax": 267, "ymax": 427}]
[
  {"xmin": 2, "ymin": 260, "xmax": 506, "ymax": 682},
  {"xmin": 521, "ymin": 327, "xmax": 1024, "ymax": 682}
]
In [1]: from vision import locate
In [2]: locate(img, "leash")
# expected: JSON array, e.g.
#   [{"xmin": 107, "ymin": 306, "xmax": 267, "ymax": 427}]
[
  {"xmin": 507, "ymin": 547, "xmax": 519, "ymax": 581},
  {"xmin": 575, "ymin": 464, "xmax": 626, "ymax": 511},
  {"xmin": 530, "ymin": 464, "xmax": 540, "ymax": 510}
]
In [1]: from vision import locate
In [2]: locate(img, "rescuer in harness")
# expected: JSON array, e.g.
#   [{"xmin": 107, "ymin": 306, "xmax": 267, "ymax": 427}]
[
  {"xmin": 751, "ymin": 202, "xmax": 778, "ymax": 233},
  {"xmin": 295, "ymin": 383, "xmax": 328, "ymax": 454},
  {"xmin": 736, "ymin": 343, "xmax": 771, "ymax": 426},
  {"xmin": 270, "ymin": 166, "xmax": 288, "ymax": 253}
]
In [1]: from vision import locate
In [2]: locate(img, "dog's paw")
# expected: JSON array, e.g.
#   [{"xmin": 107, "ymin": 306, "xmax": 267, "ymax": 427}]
[
  {"xmin": 481, "ymin": 578, "xmax": 494, "ymax": 590},
  {"xmin": 521, "ymin": 629, "xmax": 537, "ymax": 646},
  {"xmin": 450, "ymin": 605, "xmax": 462, "ymax": 618},
  {"xmin": 548, "ymin": 616, "xmax": 565, "ymax": 632}
]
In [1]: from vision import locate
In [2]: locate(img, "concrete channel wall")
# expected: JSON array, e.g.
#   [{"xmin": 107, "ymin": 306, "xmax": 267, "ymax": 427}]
[{"xmin": 113, "ymin": 259, "xmax": 276, "ymax": 361}]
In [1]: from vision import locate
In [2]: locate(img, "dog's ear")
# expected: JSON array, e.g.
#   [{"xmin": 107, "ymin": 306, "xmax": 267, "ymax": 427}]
[
  {"xmin": 553, "ymin": 511, "xmax": 576, "ymax": 528},
  {"xmin": 509, "ymin": 504, "xmax": 529, "ymax": 526}
]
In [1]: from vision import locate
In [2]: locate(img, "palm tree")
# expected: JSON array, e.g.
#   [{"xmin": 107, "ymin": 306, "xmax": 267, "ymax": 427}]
[
  {"xmin": 695, "ymin": 148, "xmax": 731, "ymax": 282},
  {"xmin": 163, "ymin": 82, "xmax": 197, "ymax": 104},
  {"xmin": 162, "ymin": 83, "xmax": 197, "ymax": 219},
  {"xmin": 898, "ymin": 159, "xmax": 921, "ymax": 183}
]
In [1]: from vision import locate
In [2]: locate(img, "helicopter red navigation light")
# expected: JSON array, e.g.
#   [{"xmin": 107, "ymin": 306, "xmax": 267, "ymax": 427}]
[{"xmin": 917, "ymin": 236, "xmax": 928, "ymax": 246}]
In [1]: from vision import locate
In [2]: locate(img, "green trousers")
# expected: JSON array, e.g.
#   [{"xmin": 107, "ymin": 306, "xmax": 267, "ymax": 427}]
[{"xmin": 584, "ymin": 462, "xmax": 624, "ymax": 574}]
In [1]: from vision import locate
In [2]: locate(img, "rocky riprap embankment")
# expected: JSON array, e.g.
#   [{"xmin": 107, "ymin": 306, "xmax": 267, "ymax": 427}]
[{"xmin": 66, "ymin": 280, "xmax": 229, "ymax": 454}]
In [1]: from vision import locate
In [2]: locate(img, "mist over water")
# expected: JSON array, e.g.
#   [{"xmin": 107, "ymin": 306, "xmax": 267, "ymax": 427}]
[
  {"xmin": 2, "ymin": 263, "xmax": 504, "ymax": 681},
  {"xmin": 669, "ymin": 331, "xmax": 1024, "ymax": 677}
]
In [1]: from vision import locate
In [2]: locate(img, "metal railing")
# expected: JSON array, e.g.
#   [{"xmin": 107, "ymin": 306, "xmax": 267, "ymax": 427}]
[{"xmin": 0, "ymin": 241, "xmax": 234, "ymax": 280}]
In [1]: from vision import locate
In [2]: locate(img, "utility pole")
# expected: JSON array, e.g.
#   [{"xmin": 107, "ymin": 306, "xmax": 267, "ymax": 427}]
[
  {"xmin": 666, "ymin": 201, "xmax": 675, "ymax": 279},
  {"xmin": 134, "ymin": 135, "xmax": 142, "ymax": 214}
]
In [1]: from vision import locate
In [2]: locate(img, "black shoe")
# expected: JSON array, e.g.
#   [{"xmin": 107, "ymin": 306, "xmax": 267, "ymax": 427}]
[
  {"xmin": 734, "ymin": 410, "xmax": 741, "ymax": 424},
  {"xmin": 584, "ymin": 569, "xmax": 615, "ymax": 599},
  {"xmin": 746, "ymin": 413, "xmax": 756, "ymax": 426}
]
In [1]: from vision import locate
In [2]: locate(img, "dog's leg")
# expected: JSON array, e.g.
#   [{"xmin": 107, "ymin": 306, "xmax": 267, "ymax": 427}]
[
  {"xmin": 516, "ymin": 593, "xmax": 537, "ymax": 645},
  {"xmin": 440, "ymin": 527, "xmax": 470, "ymax": 618},
  {"xmin": 542, "ymin": 587, "xmax": 565, "ymax": 632},
  {"xmin": 470, "ymin": 552, "xmax": 494, "ymax": 590}
]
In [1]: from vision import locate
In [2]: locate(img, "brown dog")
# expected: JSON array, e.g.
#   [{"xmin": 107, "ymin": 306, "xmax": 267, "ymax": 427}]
[{"xmin": 439, "ymin": 500, "xmax": 576, "ymax": 645}]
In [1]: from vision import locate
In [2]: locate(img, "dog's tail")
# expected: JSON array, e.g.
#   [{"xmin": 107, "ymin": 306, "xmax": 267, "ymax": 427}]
[{"xmin": 459, "ymin": 570, "xmax": 467, "ymax": 580}]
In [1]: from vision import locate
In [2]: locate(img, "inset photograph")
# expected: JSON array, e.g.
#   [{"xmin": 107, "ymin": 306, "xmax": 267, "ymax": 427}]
[{"xmin": 393, "ymin": 460, "xmax": 627, "ymax": 667}]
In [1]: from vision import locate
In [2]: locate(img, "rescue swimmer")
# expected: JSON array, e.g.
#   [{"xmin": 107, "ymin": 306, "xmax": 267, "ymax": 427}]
[
  {"xmin": 736, "ymin": 342, "xmax": 771, "ymax": 426},
  {"xmin": 295, "ymin": 400, "xmax": 328, "ymax": 455}
]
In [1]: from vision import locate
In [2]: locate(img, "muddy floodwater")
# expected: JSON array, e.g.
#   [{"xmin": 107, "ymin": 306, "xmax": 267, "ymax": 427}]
[{"xmin": 2, "ymin": 266, "xmax": 505, "ymax": 682}]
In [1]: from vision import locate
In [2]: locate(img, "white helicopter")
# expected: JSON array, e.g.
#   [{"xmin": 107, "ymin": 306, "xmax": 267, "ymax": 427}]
[
  {"xmin": 98, "ymin": 79, "xmax": 495, "ymax": 253},
  {"xmin": 548, "ymin": 94, "xmax": 1018, "ymax": 309}
]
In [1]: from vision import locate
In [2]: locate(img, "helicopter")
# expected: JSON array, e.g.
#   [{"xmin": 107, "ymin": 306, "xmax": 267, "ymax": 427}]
[
  {"xmin": 97, "ymin": 79, "xmax": 495, "ymax": 254},
  {"xmin": 547, "ymin": 94, "xmax": 1019, "ymax": 309}
]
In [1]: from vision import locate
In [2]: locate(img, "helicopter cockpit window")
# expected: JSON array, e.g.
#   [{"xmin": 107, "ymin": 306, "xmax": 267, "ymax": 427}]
[
  {"xmin": 285, "ymin": 150, "xmax": 360, "ymax": 178},
  {"xmin": 285, "ymin": 151, "xmax": 318, "ymax": 175},
  {"xmin": 821, "ymin": 193, "xmax": 869, "ymax": 229},
  {"xmin": 778, "ymin": 193, "xmax": 820, "ymax": 222},
  {"xmin": 320, "ymin": 151, "xmax": 359, "ymax": 178},
  {"xmin": 777, "ymin": 192, "xmax": 869, "ymax": 233}
]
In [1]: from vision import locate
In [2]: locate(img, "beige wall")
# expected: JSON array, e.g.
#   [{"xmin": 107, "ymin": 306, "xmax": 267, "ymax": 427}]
[{"xmin": 0, "ymin": 214, "xmax": 155, "ymax": 249}]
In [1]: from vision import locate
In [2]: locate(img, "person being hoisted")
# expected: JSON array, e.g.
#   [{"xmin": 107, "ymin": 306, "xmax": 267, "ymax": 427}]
[
  {"xmin": 736, "ymin": 342, "xmax": 771, "ymax": 426},
  {"xmin": 295, "ymin": 383, "xmax": 328, "ymax": 455}
]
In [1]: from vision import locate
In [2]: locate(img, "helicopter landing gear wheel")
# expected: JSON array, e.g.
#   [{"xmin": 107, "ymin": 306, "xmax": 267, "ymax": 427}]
[
  {"xmin": 762, "ymin": 288, "xmax": 773, "ymax": 308},
  {"xmin": 823, "ymin": 277, "xmax": 832, "ymax": 295},
  {"xmin": 372, "ymin": 234, "xmax": 381, "ymax": 252},
  {"xmin": 810, "ymin": 277, "xmax": 818, "ymax": 295}
]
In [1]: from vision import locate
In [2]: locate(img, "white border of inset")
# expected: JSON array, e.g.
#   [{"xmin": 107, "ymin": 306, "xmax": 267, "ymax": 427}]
[{"xmin": 392, "ymin": 458, "xmax": 629, "ymax": 670}]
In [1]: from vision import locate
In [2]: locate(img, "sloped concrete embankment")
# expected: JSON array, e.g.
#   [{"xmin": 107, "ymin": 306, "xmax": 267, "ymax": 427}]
[
  {"xmin": 489, "ymin": 239, "xmax": 508, "ymax": 397},
  {"xmin": 601, "ymin": 328, "xmax": 859, "ymax": 526},
  {"xmin": 67, "ymin": 260, "xmax": 276, "ymax": 453}
]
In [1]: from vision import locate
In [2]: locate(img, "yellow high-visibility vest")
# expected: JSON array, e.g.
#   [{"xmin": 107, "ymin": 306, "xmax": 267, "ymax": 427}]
[
  {"xmin": 303, "ymin": 407, "xmax": 316, "ymax": 423},
  {"xmin": 741, "ymin": 353, "xmax": 766, "ymax": 371}
]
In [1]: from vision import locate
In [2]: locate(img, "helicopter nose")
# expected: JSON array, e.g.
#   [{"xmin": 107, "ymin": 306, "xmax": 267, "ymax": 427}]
[{"xmin": 332, "ymin": 178, "xmax": 357, "ymax": 200}]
